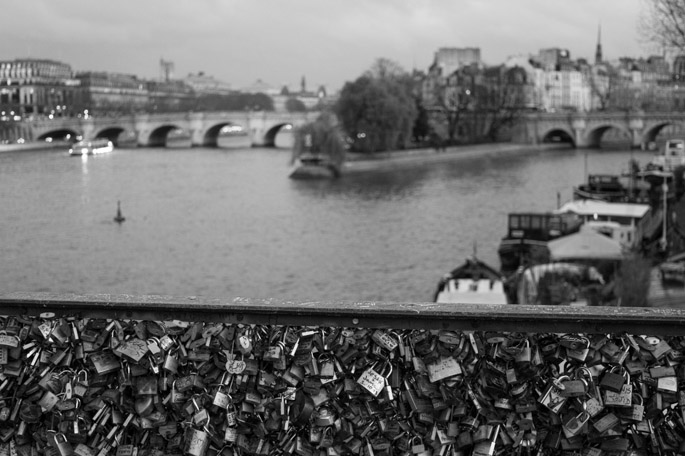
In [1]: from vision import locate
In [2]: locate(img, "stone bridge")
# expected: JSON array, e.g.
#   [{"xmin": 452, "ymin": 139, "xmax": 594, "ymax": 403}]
[
  {"xmin": 22, "ymin": 111, "xmax": 317, "ymax": 147},
  {"xmin": 514, "ymin": 111, "xmax": 685, "ymax": 148}
]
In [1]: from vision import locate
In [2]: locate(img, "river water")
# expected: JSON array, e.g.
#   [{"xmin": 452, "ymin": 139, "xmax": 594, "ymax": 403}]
[{"xmin": 0, "ymin": 142, "xmax": 653, "ymax": 303}]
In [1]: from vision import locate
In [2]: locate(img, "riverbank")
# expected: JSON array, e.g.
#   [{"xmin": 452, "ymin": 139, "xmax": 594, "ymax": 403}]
[
  {"xmin": 343, "ymin": 142, "xmax": 566, "ymax": 173},
  {"xmin": 0, "ymin": 140, "xmax": 70, "ymax": 153}
]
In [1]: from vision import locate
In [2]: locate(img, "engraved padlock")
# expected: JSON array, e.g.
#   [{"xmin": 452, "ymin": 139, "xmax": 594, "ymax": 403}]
[
  {"xmin": 184, "ymin": 427, "xmax": 209, "ymax": 456},
  {"xmin": 357, "ymin": 361, "xmax": 391, "ymax": 397}
]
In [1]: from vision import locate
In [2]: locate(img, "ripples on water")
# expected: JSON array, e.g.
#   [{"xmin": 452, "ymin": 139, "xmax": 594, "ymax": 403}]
[{"xmin": 0, "ymin": 142, "xmax": 652, "ymax": 302}]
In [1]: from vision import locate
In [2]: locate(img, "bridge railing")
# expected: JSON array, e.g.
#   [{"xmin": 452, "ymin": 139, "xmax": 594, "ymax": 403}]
[{"xmin": 2, "ymin": 292, "xmax": 685, "ymax": 454}]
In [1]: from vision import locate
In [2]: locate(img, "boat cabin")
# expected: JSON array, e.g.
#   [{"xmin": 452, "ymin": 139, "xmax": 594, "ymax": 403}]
[
  {"xmin": 498, "ymin": 212, "xmax": 583, "ymax": 276},
  {"xmin": 584, "ymin": 175, "xmax": 624, "ymax": 192},
  {"xmin": 504, "ymin": 212, "xmax": 582, "ymax": 242},
  {"xmin": 555, "ymin": 200, "xmax": 654, "ymax": 248}
]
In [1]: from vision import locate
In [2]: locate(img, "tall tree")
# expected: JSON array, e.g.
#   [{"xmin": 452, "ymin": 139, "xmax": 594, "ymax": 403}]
[
  {"xmin": 584, "ymin": 63, "xmax": 621, "ymax": 111},
  {"xmin": 430, "ymin": 67, "xmax": 477, "ymax": 143},
  {"xmin": 476, "ymin": 66, "xmax": 531, "ymax": 141},
  {"xmin": 640, "ymin": 0, "xmax": 685, "ymax": 52},
  {"xmin": 335, "ymin": 59, "xmax": 417, "ymax": 153},
  {"xmin": 285, "ymin": 98, "xmax": 307, "ymax": 112},
  {"xmin": 291, "ymin": 111, "xmax": 347, "ymax": 169}
]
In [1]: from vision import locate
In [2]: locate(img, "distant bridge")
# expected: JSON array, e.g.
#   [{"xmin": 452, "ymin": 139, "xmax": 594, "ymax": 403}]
[
  {"xmin": 515, "ymin": 111, "xmax": 685, "ymax": 148},
  {"xmin": 18, "ymin": 111, "xmax": 317, "ymax": 147}
]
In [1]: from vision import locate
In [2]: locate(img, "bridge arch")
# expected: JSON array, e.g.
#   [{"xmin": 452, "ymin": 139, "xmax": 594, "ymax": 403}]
[
  {"xmin": 147, "ymin": 124, "xmax": 185, "ymax": 147},
  {"xmin": 540, "ymin": 127, "xmax": 575, "ymax": 147},
  {"xmin": 583, "ymin": 123, "xmax": 631, "ymax": 148},
  {"xmin": 37, "ymin": 128, "xmax": 80, "ymax": 142},
  {"xmin": 94, "ymin": 127, "xmax": 135, "ymax": 146},
  {"xmin": 263, "ymin": 123, "xmax": 293, "ymax": 147},
  {"xmin": 200, "ymin": 122, "xmax": 247, "ymax": 147},
  {"xmin": 642, "ymin": 121, "xmax": 685, "ymax": 145}
]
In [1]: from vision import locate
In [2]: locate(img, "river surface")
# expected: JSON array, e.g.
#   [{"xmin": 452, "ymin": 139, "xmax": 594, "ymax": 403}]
[{"xmin": 0, "ymin": 142, "xmax": 653, "ymax": 303}]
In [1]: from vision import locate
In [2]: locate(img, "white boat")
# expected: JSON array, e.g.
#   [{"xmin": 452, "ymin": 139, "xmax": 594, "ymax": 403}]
[
  {"xmin": 554, "ymin": 199, "xmax": 661, "ymax": 250},
  {"xmin": 69, "ymin": 139, "xmax": 114, "ymax": 156},
  {"xmin": 647, "ymin": 139, "xmax": 685, "ymax": 172},
  {"xmin": 433, "ymin": 256, "xmax": 508, "ymax": 304}
]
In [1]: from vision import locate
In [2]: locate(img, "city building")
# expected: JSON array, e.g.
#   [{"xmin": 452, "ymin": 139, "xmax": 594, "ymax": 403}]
[
  {"xmin": 0, "ymin": 58, "xmax": 80, "ymax": 117},
  {"xmin": 75, "ymin": 72, "xmax": 149, "ymax": 115},
  {"xmin": 184, "ymin": 72, "xmax": 233, "ymax": 96},
  {"xmin": 273, "ymin": 76, "xmax": 327, "ymax": 111},
  {"xmin": 536, "ymin": 48, "xmax": 572, "ymax": 71},
  {"xmin": 145, "ymin": 79, "xmax": 195, "ymax": 112},
  {"xmin": 433, "ymin": 47, "xmax": 481, "ymax": 76}
]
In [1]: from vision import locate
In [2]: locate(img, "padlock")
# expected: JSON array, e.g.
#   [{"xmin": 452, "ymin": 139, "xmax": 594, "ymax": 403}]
[
  {"xmin": 621, "ymin": 393, "xmax": 645, "ymax": 422},
  {"xmin": 599, "ymin": 366, "xmax": 627, "ymax": 393},
  {"xmin": 604, "ymin": 382, "xmax": 633, "ymax": 408},
  {"xmin": 657, "ymin": 376, "xmax": 678, "ymax": 393},
  {"xmin": 409, "ymin": 436, "xmax": 426, "ymax": 454},
  {"xmin": 357, "ymin": 362, "xmax": 391, "ymax": 397},
  {"xmin": 539, "ymin": 378, "xmax": 567, "ymax": 414},
  {"xmin": 560, "ymin": 375, "xmax": 588, "ymax": 398},
  {"xmin": 592, "ymin": 412, "xmax": 620, "ymax": 434},
  {"xmin": 562, "ymin": 410, "xmax": 590, "ymax": 438},
  {"xmin": 471, "ymin": 424, "xmax": 500, "ymax": 456},
  {"xmin": 54, "ymin": 432, "xmax": 73, "ymax": 456},
  {"xmin": 426, "ymin": 356, "xmax": 462, "ymax": 383},
  {"xmin": 184, "ymin": 427, "xmax": 209, "ymax": 456}
]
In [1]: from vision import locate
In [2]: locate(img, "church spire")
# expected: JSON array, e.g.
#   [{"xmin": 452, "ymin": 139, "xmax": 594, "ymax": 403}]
[{"xmin": 595, "ymin": 23, "xmax": 603, "ymax": 64}]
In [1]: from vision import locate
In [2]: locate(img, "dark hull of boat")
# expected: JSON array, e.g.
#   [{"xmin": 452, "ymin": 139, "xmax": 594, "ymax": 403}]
[
  {"xmin": 289, "ymin": 163, "xmax": 340, "ymax": 180},
  {"xmin": 572, "ymin": 187, "xmax": 630, "ymax": 203},
  {"xmin": 290, "ymin": 159, "xmax": 340, "ymax": 180}
]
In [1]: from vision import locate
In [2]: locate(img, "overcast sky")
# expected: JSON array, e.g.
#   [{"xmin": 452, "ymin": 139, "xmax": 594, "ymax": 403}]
[{"xmin": 0, "ymin": 0, "xmax": 652, "ymax": 92}]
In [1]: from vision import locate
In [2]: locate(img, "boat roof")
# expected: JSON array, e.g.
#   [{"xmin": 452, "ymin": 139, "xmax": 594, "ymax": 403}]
[
  {"xmin": 447, "ymin": 256, "xmax": 503, "ymax": 280},
  {"xmin": 555, "ymin": 199, "xmax": 650, "ymax": 219}
]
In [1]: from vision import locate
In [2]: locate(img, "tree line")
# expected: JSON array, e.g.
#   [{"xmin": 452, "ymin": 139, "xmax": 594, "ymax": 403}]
[{"xmin": 332, "ymin": 58, "xmax": 531, "ymax": 153}]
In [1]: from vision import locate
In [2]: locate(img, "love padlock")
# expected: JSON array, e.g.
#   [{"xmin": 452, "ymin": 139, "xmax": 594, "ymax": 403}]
[{"xmin": 599, "ymin": 366, "xmax": 627, "ymax": 393}]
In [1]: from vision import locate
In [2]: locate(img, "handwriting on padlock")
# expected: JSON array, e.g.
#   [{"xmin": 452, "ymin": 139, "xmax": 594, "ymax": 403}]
[
  {"xmin": 184, "ymin": 429, "xmax": 209, "ymax": 456},
  {"xmin": 116, "ymin": 338, "xmax": 149, "ymax": 363},
  {"xmin": 226, "ymin": 359, "xmax": 246, "ymax": 374},
  {"xmin": 38, "ymin": 321, "xmax": 52, "ymax": 339},
  {"xmin": 0, "ymin": 335, "xmax": 18, "ymax": 349},
  {"xmin": 357, "ymin": 368, "xmax": 385, "ymax": 397},
  {"xmin": 371, "ymin": 330, "xmax": 398, "ymax": 352},
  {"xmin": 604, "ymin": 384, "xmax": 632, "ymax": 407},
  {"xmin": 426, "ymin": 357, "xmax": 462, "ymax": 383}
]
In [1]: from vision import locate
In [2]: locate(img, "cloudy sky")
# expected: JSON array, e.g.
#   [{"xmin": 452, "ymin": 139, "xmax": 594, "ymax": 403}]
[{"xmin": 0, "ymin": 0, "xmax": 652, "ymax": 92}]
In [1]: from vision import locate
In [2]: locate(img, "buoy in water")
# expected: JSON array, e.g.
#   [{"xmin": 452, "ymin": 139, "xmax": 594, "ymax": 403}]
[{"xmin": 114, "ymin": 200, "xmax": 126, "ymax": 223}]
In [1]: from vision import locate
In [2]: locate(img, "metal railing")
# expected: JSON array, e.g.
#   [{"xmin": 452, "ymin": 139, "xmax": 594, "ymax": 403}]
[{"xmin": 2, "ymin": 292, "xmax": 685, "ymax": 336}]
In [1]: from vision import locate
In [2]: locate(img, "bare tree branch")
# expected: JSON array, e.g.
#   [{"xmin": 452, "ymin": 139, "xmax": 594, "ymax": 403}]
[{"xmin": 640, "ymin": 0, "xmax": 685, "ymax": 52}]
